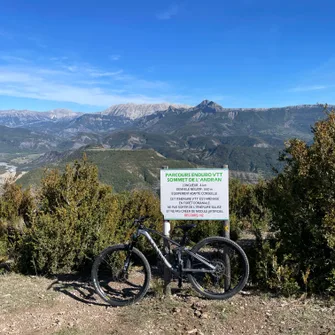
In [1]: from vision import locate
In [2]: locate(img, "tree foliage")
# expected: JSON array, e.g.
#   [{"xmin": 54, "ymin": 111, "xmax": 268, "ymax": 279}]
[
  {"xmin": 3, "ymin": 155, "xmax": 156, "ymax": 274},
  {"xmin": 0, "ymin": 181, "xmax": 34, "ymax": 263},
  {"xmin": 265, "ymin": 107, "xmax": 335, "ymax": 293},
  {"xmin": 16, "ymin": 156, "xmax": 120, "ymax": 274}
]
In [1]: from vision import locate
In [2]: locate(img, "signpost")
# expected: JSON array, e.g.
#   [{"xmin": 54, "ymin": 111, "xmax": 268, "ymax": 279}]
[
  {"xmin": 222, "ymin": 164, "xmax": 230, "ymax": 239},
  {"xmin": 162, "ymin": 166, "xmax": 172, "ymax": 296},
  {"xmin": 160, "ymin": 167, "xmax": 230, "ymax": 295},
  {"xmin": 160, "ymin": 168, "xmax": 229, "ymax": 221}
]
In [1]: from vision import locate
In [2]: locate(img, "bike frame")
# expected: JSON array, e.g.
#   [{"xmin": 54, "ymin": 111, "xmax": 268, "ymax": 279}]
[{"xmin": 131, "ymin": 226, "xmax": 217, "ymax": 276}]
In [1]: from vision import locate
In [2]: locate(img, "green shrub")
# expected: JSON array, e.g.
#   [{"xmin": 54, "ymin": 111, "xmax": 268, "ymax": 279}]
[
  {"xmin": 0, "ymin": 235, "xmax": 7, "ymax": 263},
  {"xmin": 10, "ymin": 156, "xmax": 166, "ymax": 275},
  {"xmin": 114, "ymin": 188, "xmax": 163, "ymax": 258},
  {"xmin": 247, "ymin": 229, "xmax": 300, "ymax": 296},
  {"xmin": 264, "ymin": 107, "xmax": 335, "ymax": 295},
  {"xmin": 0, "ymin": 181, "xmax": 35, "ymax": 263},
  {"xmin": 15, "ymin": 157, "xmax": 121, "ymax": 274}
]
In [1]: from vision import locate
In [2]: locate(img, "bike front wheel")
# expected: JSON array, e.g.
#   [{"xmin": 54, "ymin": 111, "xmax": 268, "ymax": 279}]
[
  {"xmin": 91, "ymin": 244, "xmax": 151, "ymax": 306},
  {"xmin": 186, "ymin": 236, "xmax": 249, "ymax": 300}
]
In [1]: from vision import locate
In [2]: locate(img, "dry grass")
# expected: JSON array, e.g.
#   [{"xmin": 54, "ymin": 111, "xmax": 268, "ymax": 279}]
[
  {"xmin": 0, "ymin": 273, "xmax": 335, "ymax": 335},
  {"xmin": 0, "ymin": 273, "xmax": 58, "ymax": 313}
]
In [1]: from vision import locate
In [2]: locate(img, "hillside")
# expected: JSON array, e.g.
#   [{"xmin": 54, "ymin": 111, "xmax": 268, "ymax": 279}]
[
  {"xmin": 16, "ymin": 149, "xmax": 197, "ymax": 192},
  {"xmin": 102, "ymin": 130, "xmax": 282, "ymax": 176},
  {"xmin": 0, "ymin": 125, "xmax": 58, "ymax": 153},
  {"xmin": 135, "ymin": 101, "xmax": 326, "ymax": 142},
  {"xmin": 2, "ymin": 101, "xmax": 329, "ymax": 179},
  {"xmin": 16, "ymin": 148, "xmax": 261, "ymax": 191}
]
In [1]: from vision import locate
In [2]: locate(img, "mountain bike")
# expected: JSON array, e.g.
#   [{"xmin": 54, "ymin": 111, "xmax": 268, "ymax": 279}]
[{"xmin": 91, "ymin": 216, "xmax": 249, "ymax": 306}]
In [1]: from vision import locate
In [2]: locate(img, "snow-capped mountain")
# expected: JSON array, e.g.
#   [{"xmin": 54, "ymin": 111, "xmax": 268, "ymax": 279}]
[
  {"xmin": 0, "ymin": 103, "xmax": 189, "ymax": 130},
  {"xmin": 101, "ymin": 103, "xmax": 191, "ymax": 120},
  {"xmin": 0, "ymin": 109, "xmax": 82, "ymax": 128},
  {"xmin": 45, "ymin": 109, "xmax": 81, "ymax": 120}
]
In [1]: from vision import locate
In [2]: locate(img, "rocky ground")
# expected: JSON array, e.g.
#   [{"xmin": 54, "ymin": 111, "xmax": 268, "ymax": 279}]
[{"xmin": 0, "ymin": 274, "xmax": 335, "ymax": 335}]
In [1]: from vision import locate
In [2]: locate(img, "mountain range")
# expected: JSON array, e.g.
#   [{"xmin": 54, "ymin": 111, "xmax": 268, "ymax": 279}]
[
  {"xmin": 0, "ymin": 101, "xmax": 326, "ymax": 139},
  {"xmin": 0, "ymin": 109, "xmax": 81, "ymax": 128},
  {"xmin": 0, "ymin": 101, "xmax": 330, "ymax": 182},
  {"xmin": 0, "ymin": 103, "xmax": 187, "ymax": 133}
]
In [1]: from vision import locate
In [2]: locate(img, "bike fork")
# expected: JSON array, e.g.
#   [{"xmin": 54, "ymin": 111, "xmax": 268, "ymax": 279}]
[{"xmin": 123, "ymin": 242, "xmax": 135, "ymax": 273}]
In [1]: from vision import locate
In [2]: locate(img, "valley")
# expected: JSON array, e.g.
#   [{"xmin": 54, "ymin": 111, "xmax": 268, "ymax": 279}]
[
  {"xmin": 0, "ymin": 101, "xmax": 329, "ymax": 191},
  {"xmin": 0, "ymin": 162, "xmax": 17, "ymax": 184}
]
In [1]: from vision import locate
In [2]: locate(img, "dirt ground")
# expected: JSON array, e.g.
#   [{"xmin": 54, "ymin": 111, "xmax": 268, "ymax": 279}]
[{"xmin": 0, "ymin": 273, "xmax": 335, "ymax": 335}]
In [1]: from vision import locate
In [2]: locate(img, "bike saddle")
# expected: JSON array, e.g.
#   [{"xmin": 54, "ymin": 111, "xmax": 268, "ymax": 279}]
[{"xmin": 175, "ymin": 224, "xmax": 197, "ymax": 232}]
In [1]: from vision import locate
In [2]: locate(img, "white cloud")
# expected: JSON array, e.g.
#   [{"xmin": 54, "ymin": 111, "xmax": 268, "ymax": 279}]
[
  {"xmin": 109, "ymin": 54, "xmax": 121, "ymax": 61},
  {"xmin": 0, "ymin": 70, "xmax": 39, "ymax": 84},
  {"xmin": 0, "ymin": 55, "xmax": 29, "ymax": 63},
  {"xmin": 0, "ymin": 73, "xmax": 166, "ymax": 106},
  {"xmin": 89, "ymin": 70, "xmax": 124, "ymax": 78},
  {"xmin": 156, "ymin": 4, "xmax": 179, "ymax": 20},
  {"xmin": 62, "ymin": 65, "xmax": 79, "ymax": 73},
  {"xmin": 0, "ymin": 59, "xmax": 184, "ymax": 107},
  {"xmin": 289, "ymin": 85, "xmax": 328, "ymax": 92},
  {"xmin": 50, "ymin": 56, "xmax": 69, "ymax": 62},
  {"xmin": 288, "ymin": 58, "xmax": 335, "ymax": 95}
]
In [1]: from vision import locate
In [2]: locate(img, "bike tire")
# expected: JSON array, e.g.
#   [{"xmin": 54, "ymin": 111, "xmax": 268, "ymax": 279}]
[
  {"xmin": 91, "ymin": 244, "xmax": 151, "ymax": 307},
  {"xmin": 186, "ymin": 236, "xmax": 249, "ymax": 300}
]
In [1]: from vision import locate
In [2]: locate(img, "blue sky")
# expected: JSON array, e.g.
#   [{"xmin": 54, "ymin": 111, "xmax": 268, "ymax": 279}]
[{"xmin": 0, "ymin": 0, "xmax": 335, "ymax": 112}]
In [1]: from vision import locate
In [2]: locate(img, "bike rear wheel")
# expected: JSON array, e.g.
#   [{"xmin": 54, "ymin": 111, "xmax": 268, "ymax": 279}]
[
  {"xmin": 186, "ymin": 237, "xmax": 249, "ymax": 300},
  {"xmin": 91, "ymin": 244, "xmax": 151, "ymax": 306}
]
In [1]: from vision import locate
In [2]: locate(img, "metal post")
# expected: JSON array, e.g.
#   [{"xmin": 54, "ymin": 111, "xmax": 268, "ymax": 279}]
[
  {"xmin": 162, "ymin": 166, "xmax": 172, "ymax": 296},
  {"xmin": 223, "ymin": 220, "xmax": 230, "ymax": 238},
  {"xmin": 222, "ymin": 164, "xmax": 231, "ymax": 291},
  {"xmin": 163, "ymin": 220, "xmax": 171, "ymax": 296},
  {"xmin": 222, "ymin": 164, "xmax": 230, "ymax": 239}
]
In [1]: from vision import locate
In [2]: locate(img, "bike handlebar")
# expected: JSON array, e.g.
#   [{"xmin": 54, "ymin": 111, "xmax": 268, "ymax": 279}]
[{"xmin": 133, "ymin": 215, "xmax": 150, "ymax": 226}]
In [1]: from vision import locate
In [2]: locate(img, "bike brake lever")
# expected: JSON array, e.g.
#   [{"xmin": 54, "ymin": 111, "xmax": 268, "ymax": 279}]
[{"xmin": 138, "ymin": 215, "xmax": 150, "ymax": 221}]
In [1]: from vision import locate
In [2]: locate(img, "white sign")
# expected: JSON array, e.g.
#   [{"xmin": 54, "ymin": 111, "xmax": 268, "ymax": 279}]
[{"xmin": 160, "ymin": 169, "xmax": 229, "ymax": 220}]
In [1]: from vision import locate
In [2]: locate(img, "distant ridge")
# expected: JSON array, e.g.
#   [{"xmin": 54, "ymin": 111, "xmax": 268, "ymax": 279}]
[
  {"xmin": 0, "ymin": 100, "xmax": 331, "ymax": 180},
  {"xmin": 101, "ymin": 103, "xmax": 191, "ymax": 120},
  {"xmin": 0, "ymin": 101, "xmax": 331, "ymax": 141},
  {"xmin": 191, "ymin": 100, "xmax": 333, "ymax": 112},
  {"xmin": 0, "ymin": 109, "xmax": 82, "ymax": 128},
  {"xmin": 1, "ymin": 101, "xmax": 331, "ymax": 123}
]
